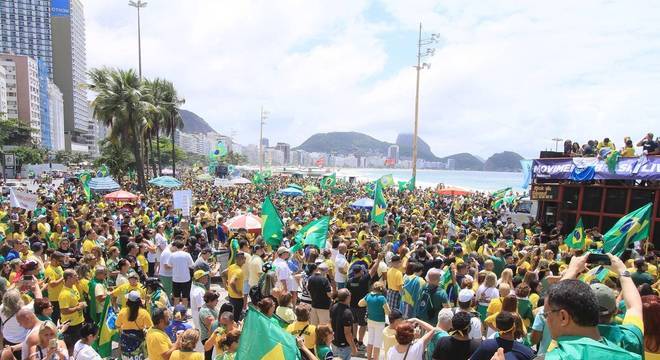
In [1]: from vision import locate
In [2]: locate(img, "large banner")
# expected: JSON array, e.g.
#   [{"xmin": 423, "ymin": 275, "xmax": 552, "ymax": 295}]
[
  {"xmin": 9, "ymin": 188, "xmax": 38, "ymax": 210},
  {"xmin": 533, "ymin": 156, "xmax": 660, "ymax": 181}
]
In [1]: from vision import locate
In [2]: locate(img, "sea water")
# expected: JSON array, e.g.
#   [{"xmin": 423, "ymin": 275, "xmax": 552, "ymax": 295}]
[{"xmin": 336, "ymin": 168, "xmax": 525, "ymax": 192}]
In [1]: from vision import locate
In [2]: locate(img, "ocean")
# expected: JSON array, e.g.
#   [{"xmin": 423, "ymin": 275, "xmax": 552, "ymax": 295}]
[{"xmin": 335, "ymin": 168, "xmax": 525, "ymax": 192}]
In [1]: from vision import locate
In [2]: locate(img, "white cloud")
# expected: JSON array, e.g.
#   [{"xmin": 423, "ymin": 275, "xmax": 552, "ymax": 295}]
[{"xmin": 84, "ymin": 0, "xmax": 660, "ymax": 158}]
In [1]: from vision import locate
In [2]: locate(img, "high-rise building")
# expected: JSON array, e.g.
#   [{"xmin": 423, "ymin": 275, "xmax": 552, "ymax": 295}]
[
  {"xmin": 37, "ymin": 58, "xmax": 51, "ymax": 148},
  {"xmin": 0, "ymin": 0, "xmax": 53, "ymax": 77},
  {"xmin": 387, "ymin": 145, "xmax": 400, "ymax": 164},
  {"xmin": 0, "ymin": 54, "xmax": 41, "ymax": 143},
  {"xmin": 260, "ymin": 137, "xmax": 269, "ymax": 148},
  {"xmin": 48, "ymin": 82, "xmax": 64, "ymax": 150},
  {"xmin": 0, "ymin": 66, "xmax": 7, "ymax": 115},
  {"xmin": 51, "ymin": 0, "xmax": 94, "ymax": 152},
  {"xmin": 275, "ymin": 142, "xmax": 291, "ymax": 165}
]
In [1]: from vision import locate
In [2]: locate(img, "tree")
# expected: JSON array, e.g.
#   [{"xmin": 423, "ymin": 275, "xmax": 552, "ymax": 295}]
[
  {"xmin": 154, "ymin": 81, "xmax": 185, "ymax": 177},
  {"xmin": 0, "ymin": 117, "xmax": 34, "ymax": 146},
  {"xmin": 88, "ymin": 68, "xmax": 153, "ymax": 191},
  {"xmin": 149, "ymin": 137, "xmax": 187, "ymax": 168},
  {"xmin": 95, "ymin": 139, "xmax": 135, "ymax": 179},
  {"xmin": 225, "ymin": 151, "xmax": 248, "ymax": 165},
  {"xmin": 13, "ymin": 146, "xmax": 46, "ymax": 165}
]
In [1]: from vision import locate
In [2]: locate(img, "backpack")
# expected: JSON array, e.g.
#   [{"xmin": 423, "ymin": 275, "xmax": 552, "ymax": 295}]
[
  {"xmin": 416, "ymin": 286, "xmax": 437, "ymax": 321},
  {"xmin": 249, "ymin": 272, "xmax": 268, "ymax": 303}
]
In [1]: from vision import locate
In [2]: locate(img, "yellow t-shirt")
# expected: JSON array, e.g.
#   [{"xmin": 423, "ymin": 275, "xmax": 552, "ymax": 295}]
[
  {"xmin": 76, "ymin": 278, "xmax": 90, "ymax": 297},
  {"xmin": 137, "ymin": 255, "xmax": 148, "ymax": 274},
  {"xmin": 287, "ymin": 321, "xmax": 316, "ymax": 350},
  {"xmin": 170, "ymin": 350, "xmax": 203, "ymax": 360},
  {"xmin": 387, "ymin": 267, "xmax": 403, "ymax": 292},
  {"xmin": 486, "ymin": 297, "xmax": 503, "ymax": 317},
  {"xmin": 82, "ymin": 239, "xmax": 96, "ymax": 254},
  {"xmin": 116, "ymin": 307, "xmax": 153, "ymax": 330},
  {"xmin": 59, "ymin": 286, "xmax": 84, "ymax": 326},
  {"xmin": 37, "ymin": 222, "xmax": 50, "ymax": 240},
  {"xmin": 45, "ymin": 265, "xmax": 64, "ymax": 302},
  {"xmin": 382, "ymin": 326, "xmax": 397, "ymax": 357},
  {"xmin": 50, "ymin": 232, "xmax": 62, "ymax": 248},
  {"xmin": 146, "ymin": 328, "xmax": 172, "ymax": 360},
  {"xmin": 529, "ymin": 293, "xmax": 540, "ymax": 309},
  {"xmin": 112, "ymin": 283, "xmax": 147, "ymax": 308},
  {"xmin": 13, "ymin": 232, "xmax": 25, "ymax": 241},
  {"xmin": 227, "ymin": 264, "xmax": 244, "ymax": 299}
]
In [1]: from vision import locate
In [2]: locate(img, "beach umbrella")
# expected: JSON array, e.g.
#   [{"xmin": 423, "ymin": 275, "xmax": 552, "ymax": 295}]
[
  {"xmin": 436, "ymin": 186, "xmax": 472, "ymax": 196},
  {"xmin": 288, "ymin": 183, "xmax": 303, "ymax": 191},
  {"xmin": 278, "ymin": 187, "xmax": 304, "ymax": 196},
  {"xmin": 103, "ymin": 190, "xmax": 138, "ymax": 202},
  {"xmin": 223, "ymin": 213, "xmax": 262, "ymax": 232},
  {"xmin": 303, "ymin": 185, "xmax": 320, "ymax": 193},
  {"xmin": 196, "ymin": 173, "xmax": 214, "ymax": 181},
  {"xmin": 350, "ymin": 197, "xmax": 374, "ymax": 209},
  {"xmin": 148, "ymin": 176, "xmax": 182, "ymax": 188},
  {"xmin": 88, "ymin": 176, "xmax": 120, "ymax": 192},
  {"xmin": 230, "ymin": 177, "xmax": 252, "ymax": 185}
]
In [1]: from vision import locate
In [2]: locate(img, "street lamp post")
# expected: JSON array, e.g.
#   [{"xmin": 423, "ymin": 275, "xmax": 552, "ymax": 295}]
[
  {"xmin": 259, "ymin": 106, "xmax": 269, "ymax": 171},
  {"xmin": 128, "ymin": 0, "xmax": 147, "ymax": 78},
  {"xmin": 412, "ymin": 22, "xmax": 440, "ymax": 179}
]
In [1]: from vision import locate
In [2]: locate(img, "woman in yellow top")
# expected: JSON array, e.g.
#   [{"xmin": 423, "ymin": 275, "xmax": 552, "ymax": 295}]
[
  {"xmin": 170, "ymin": 329, "xmax": 204, "ymax": 360},
  {"xmin": 116, "ymin": 291, "xmax": 153, "ymax": 360}
]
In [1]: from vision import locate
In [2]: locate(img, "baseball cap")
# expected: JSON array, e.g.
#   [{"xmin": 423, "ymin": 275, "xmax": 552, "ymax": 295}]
[
  {"xmin": 458, "ymin": 289, "xmax": 475, "ymax": 303},
  {"xmin": 193, "ymin": 270, "xmax": 209, "ymax": 281},
  {"xmin": 591, "ymin": 283, "xmax": 616, "ymax": 316},
  {"xmin": 128, "ymin": 271, "xmax": 139, "ymax": 279},
  {"xmin": 126, "ymin": 290, "xmax": 142, "ymax": 302},
  {"xmin": 277, "ymin": 246, "xmax": 290, "ymax": 256},
  {"xmin": 318, "ymin": 262, "xmax": 329, "ymax": 271},
  {"xmin": 173, "ymin": 304, "xmax": 188, "ymax": 319}
]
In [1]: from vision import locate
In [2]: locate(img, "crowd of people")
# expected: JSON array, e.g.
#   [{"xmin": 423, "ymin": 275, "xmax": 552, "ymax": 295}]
[
  {"xmin": 0, "ymin": 167, "xmax": 657, "ymax": 360},
  {"xmin": 562, "ymin": 132, "xmax": 659, "ymax": 157}
]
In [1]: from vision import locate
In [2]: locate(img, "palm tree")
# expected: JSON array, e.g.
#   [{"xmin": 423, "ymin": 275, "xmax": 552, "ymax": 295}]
[
  {"xmin": 88, "ymin": 68, "xmax": 152, "ymax": 191},
  {"xmin": 155, "ymin": 80, "xmax": 184, "ymax": 176}
]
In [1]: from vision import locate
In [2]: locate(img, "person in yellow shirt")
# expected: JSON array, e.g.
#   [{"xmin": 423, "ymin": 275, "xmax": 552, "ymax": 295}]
[
  {"xmin": 287, "ymin": 304, "xmax": 317, "ymax": 352},
  {"xmin": 112, "ymin": 271, "xmax": 146, "ymax": 309},
  {"xmin": 116, "ymin": 291, "xmax": 153, "ymax": 358},
  {"xmin": 486, "ymin": 283, "xmax": 511, "ymax": 318},
  {"xmin": 36, "ymin": 215, "xmax": 51, "ymax": 241},
  {"xmin": 81, "ymin": 229, "xmax": 98, "ymax": 255},
  {"xmin": 59, "ymin": 269, "xmax": 86, "ymax": 354},
  {"xmin": 170, "ymin": 329, "xmax": 203, "ymax": 360},
  {"xmin": 226, "ymin": 252, "xmax": 246, "ymax": 321},
  {"xmin": 45, "ymin": 251, "xmax": 65, "ymax": 324},
  {"xmin": 146, "ymin": 308, "xmax": 180, "ymax": 360},
  {"xmin": 386, "ymin": 255, "xmax": 404, "ymax": 311}
]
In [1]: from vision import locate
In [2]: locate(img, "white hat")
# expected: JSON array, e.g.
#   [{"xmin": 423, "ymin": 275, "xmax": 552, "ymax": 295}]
[
  {"xmin": 126, "ymin": 290, "xmax": 142, "ymax": 302},
  {"xmin": 458, "ymin": 289, "xmax": 475, "ymax": 303}
]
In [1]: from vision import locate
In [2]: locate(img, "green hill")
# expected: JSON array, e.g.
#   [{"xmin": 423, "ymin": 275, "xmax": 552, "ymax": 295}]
[
  {"xmin": 438, "ymin": 153, "xmax": 484, "ymax": 170},
  {"xmin": 395, "ymin": 133, "xmax": 440, "ymax": 161},
  {"xmin": 178, "ymin": 109, "xmax": 217, "ymax": 134},
  {"xmin": 483, "ymin": 151, "xmax": 523, "ymax": 172},
  {"xmin": 294, "ymin": 132, "xmax": 391, "ymax": 155}
]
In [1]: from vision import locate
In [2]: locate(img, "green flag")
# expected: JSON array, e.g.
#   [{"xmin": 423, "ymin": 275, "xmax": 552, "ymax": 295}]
[
  {"xmin": 605, "ymin": 150, "xmax": 620, "ymax": 173},
  {"xmin": 228, "ymin": 238, "xmax": 240, "ymax": 265},
  {"xmin": 97, "ymin": 164, "xmax": 109, "ymax": 177},
  {"xmin": 440, "ymin": 268, "xmax": 453, "ymax": 289},
  {"xmin": 261, "ymin": 197, "xmax": 283, "ymax": 247},
  {"xmin": 252, "ymin": 171, "xmax": 265, "ymax": 185},
  {"xmin": 92, "ymin": 296, "xmax": 118, "ymax": 358},
  {"xmin": 321, "ymin": 173, "xmax": 336, "ymax": 190},
  {"xmin": 293, "ymin": 216, "xmax": 330, "ymax": 250},
  {"xmin": 364, "ymin": 181, "xmax": 376, "ymax": 196},
  {"xmin": 236, "ymin": 306, "xmax": 300, "ymax": 360},
  {"xmin": 78, "ymin": 171, "xmax": 92, "ymax": 202},
  {"xmin": 397, "ymin": 176, "xmax": 415, "ymax": 192},
  {"xmin": 371, "ymin": 181, "xmax": 387, "ymax": 224},
  {"xmin": 379, "ymin": 174, "xmax": 395, "ymax": 188},
  {"xmin": 564, "ymin": 218, "xmax": 586, "ymax": 249},
  {"xmin": 603, "ymin": 203, "xmax": 652, "ymax": 257},
  {"xmin": 491, "ymin": 187, "xmax": 512, "ymax": 198},
  {"xmin": 397, "ymin": 181, "xmax": 407, "ymax": 192}
]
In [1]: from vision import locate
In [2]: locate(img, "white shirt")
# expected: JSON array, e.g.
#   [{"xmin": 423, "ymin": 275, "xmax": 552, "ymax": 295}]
[
  {"xmin": 334, "ymin": 253, "xmax": 348, "ymax": 283},
  {"xmin": 273, "ymin": 258, "xmax": 296, "ymax": 291},
  {"xmin": 155, "ymin": 232, "xmax": 168, "ymax": 261},
  {"xmin": 167, "ymin": 250, "xmax": 194, "ymax": 282},
  {"xmin": 0, "ymin": 303, "xmax": 33, "ymax": 344},
  {"xmin": 158, "ymin": 246, "xmax": 173, "ymax": 277},
  {"xmin": 144, "ymin": 239, "xmax": 157, "ymax": 263},
  {"xmin": 72, "ymin": 340, "xmax": 102, "ymax": 360},
  {"xmin": 190, "ymin": 283, "xmax": 205, "ymax": 330},
  {"xmin": 476, "ymin": 284, "xmax": 499, "ymax": 306},
  {"xmin": 386, "ymin": 340, "xmax": 425, "ymax": 360}
]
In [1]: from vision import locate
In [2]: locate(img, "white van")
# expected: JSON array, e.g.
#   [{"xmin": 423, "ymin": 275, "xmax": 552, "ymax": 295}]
[{"xmin": 508, "ymin": 198, "xmax": 538, "ymax": 226}]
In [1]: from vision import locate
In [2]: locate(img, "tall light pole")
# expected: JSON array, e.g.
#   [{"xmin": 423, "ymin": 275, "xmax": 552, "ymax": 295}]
[
  {"xmin": 259, "ymin": 106, "xmax": 269, "ymax": 171},
  {"xmin": 552, "ymin": 138, "xmax": 563, "ymax": 152},
  {"xmin": 128, "ymin": 0, "xmax": 147, "ymax": 78},
  {"xmin": 412, "ymin": 22, "xmax": 440, "ymax": 179}
]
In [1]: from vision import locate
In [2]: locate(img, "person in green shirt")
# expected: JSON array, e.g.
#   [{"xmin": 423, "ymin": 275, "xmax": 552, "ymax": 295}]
[
  {"xmin": 544, "ymin": 254, "xmax": 642, "ymax": 360},
  {"xmin": 631, "ymin": 258, "xmax": 654, "ymax": 286}
]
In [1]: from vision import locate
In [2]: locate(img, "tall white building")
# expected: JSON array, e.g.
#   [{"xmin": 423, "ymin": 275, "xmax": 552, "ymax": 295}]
[
  {"xmin": 0, "ymin": 54, "xmax": 41, "ymax": 144},
  {"xmin": 52, "ymin": 0, "xmax": 94, "ymax": 152},
  {"xmin": 388, "ymin": 145, "xmax": 400, "ymax": 164},
  {"xmin": 48, "ymin": 82, "xmax": 64, "ymax": 150},
  {"xmin": 0, "ymin": 66, "xmax": 7, "ymax": 115}
]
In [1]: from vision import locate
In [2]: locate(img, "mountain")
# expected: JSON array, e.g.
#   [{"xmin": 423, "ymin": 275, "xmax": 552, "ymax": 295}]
[
  {"xmin": 395, "ymin": 133, "xmax": 440, "ymax": 161},
  {"xmin": 294, "ymin": 132, "xmax": 391, "ymax": 155},
  {"xmin": 178, "ymin": 109, "xmax": 217, "ymax": 134},
  {"xmin": 438, "ymin": 153, "xmax": 484, "ymax": 171},
  {"xmin": 483, "ymin": 151, "xmax": 524, "ymax": 172}
]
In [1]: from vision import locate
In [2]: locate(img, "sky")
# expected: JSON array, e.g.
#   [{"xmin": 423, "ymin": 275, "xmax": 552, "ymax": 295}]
[{"xmin": 84, "ymin": 0, "xmax": 660, "ymax": 159}]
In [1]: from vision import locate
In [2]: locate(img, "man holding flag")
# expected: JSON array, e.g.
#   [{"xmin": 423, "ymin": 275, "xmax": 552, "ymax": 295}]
[{"xmin": 371, "ymin": 181, "xmax": 387, "ymax": 225}]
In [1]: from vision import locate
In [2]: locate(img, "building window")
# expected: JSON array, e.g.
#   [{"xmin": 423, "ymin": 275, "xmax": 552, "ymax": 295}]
[{"xmin": 604, "ymin": 188, "xmax": 627, "ymax": 214}]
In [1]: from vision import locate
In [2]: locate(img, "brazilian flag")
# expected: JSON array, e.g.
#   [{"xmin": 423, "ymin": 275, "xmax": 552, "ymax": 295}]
[
  {"xmin": 371, "ymin": 181, "xmax": 387, "ymax": 225},
  {"xmin": 228, "ymin": 238, "xmax": 240, "ymax": 265},
  {"xmin": 364, "ymin": 181, "xmax": 376, "ymax": 196},
  {"xmin": 491, "ymin": 187, "xmax": 512, "ymax": 198},
  {"xmin": 603, "ymin": 203, "xmax": 652, "ymax": 256},
  {"xmin": 92, "ymin": 296, "xmax": 118, "ymax": 358},
  {"xmin": 321, "ymin": 173, "xmax": 336, "ymax": 190},
  {"xmin": 564, "ymin": 218, "xmax": 586, "ymax": 249},
  {"xmin": 253, "ymin": 171, "xmax": 265, "ymax": 185},
  {"xmin": 236, "ymin": 306, "xmax": 300, "ymax": 360},
  {"xmin": 291, "ymin": 216, "xmax": 330, "ymax": 252},
  {"xmin": 397, "ymin": 176, "xmax": 415, "ymax": 192},
  {"xmin": 78, "ymin": 171, "xmax": 92, "ymax": 202},
  {"xmin": 379, "ymin": 174, "xmax": 395, "ymax": 188},
  {"xmin": 261, "ymin": 197, "xmax": 284, "ymax": 247}
]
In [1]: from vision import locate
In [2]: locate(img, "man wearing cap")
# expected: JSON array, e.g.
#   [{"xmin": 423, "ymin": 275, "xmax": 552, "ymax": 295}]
[
  {"xmin": 59, "ymin": 269, "xmax": 86, "ymax": 354},
  {"xmin": 273, "ymin": 246, "xmax": 297, "ymax": 303},
  {"xmin": 36, "ymin": 214, "xmax": 50, "ymax": 242},
  {"xmin": 111, "ymin": 270, "xmax": 146, "ymax": 309},
  {"xmin": 454, "ymin": 288, "xmax": 483, "ymax": 340},
  {"xmin": 307, "ymin": 262, "xmax": 333, "ymax": 325},
  {"xmin": 190, "ymin": 269, "xmax": 209, "ymax": 330},
  {"xmin": 226, "ymin": 252, "xmax": 246, "ymax": 321},
  {"xmin": 590, "ymin": 282, "xmax": 644, "ymax": 356}
]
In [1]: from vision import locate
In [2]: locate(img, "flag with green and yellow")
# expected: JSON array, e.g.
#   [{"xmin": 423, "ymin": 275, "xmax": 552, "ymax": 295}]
[
  {"xmin": 78, "ymin": 171, "xmax": 92, "ymax": 202},
  {"xmin": 603, "ymin": 203, "xmax": 652, "ymax": 257},
  {"xmin": 379, "ymin": 174, "xmax": 395, "ymax": 188},
  {"xmin": 291, "ymin": 216, "xmax": 330, "ymax": 252},
  {"xmin": 261, "ymin": 197, "xmax": 283, "ymax": 247},
  {"xmin": 321, "ymin": 173, "xmax": 336, "ymax": 190},
  {"xmin": 564, "ymin": 218, "xmax": 586, "ymax": 249},
  {"xmin": 236, "ymin": 306, "xmax": 300, "ymax": 360},
  {"xmin": 371, "ymin": 181, "xmax": 387, "ymax": 224},
  {"xmin": 92, "ymin": 297, "xmax": 118, "ymax": 357}
]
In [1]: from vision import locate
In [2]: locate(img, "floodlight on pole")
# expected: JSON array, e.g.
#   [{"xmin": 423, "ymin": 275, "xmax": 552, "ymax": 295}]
[{"xmin": 128, "ymin": 0, "xmax": 147, "ymax": 78}]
